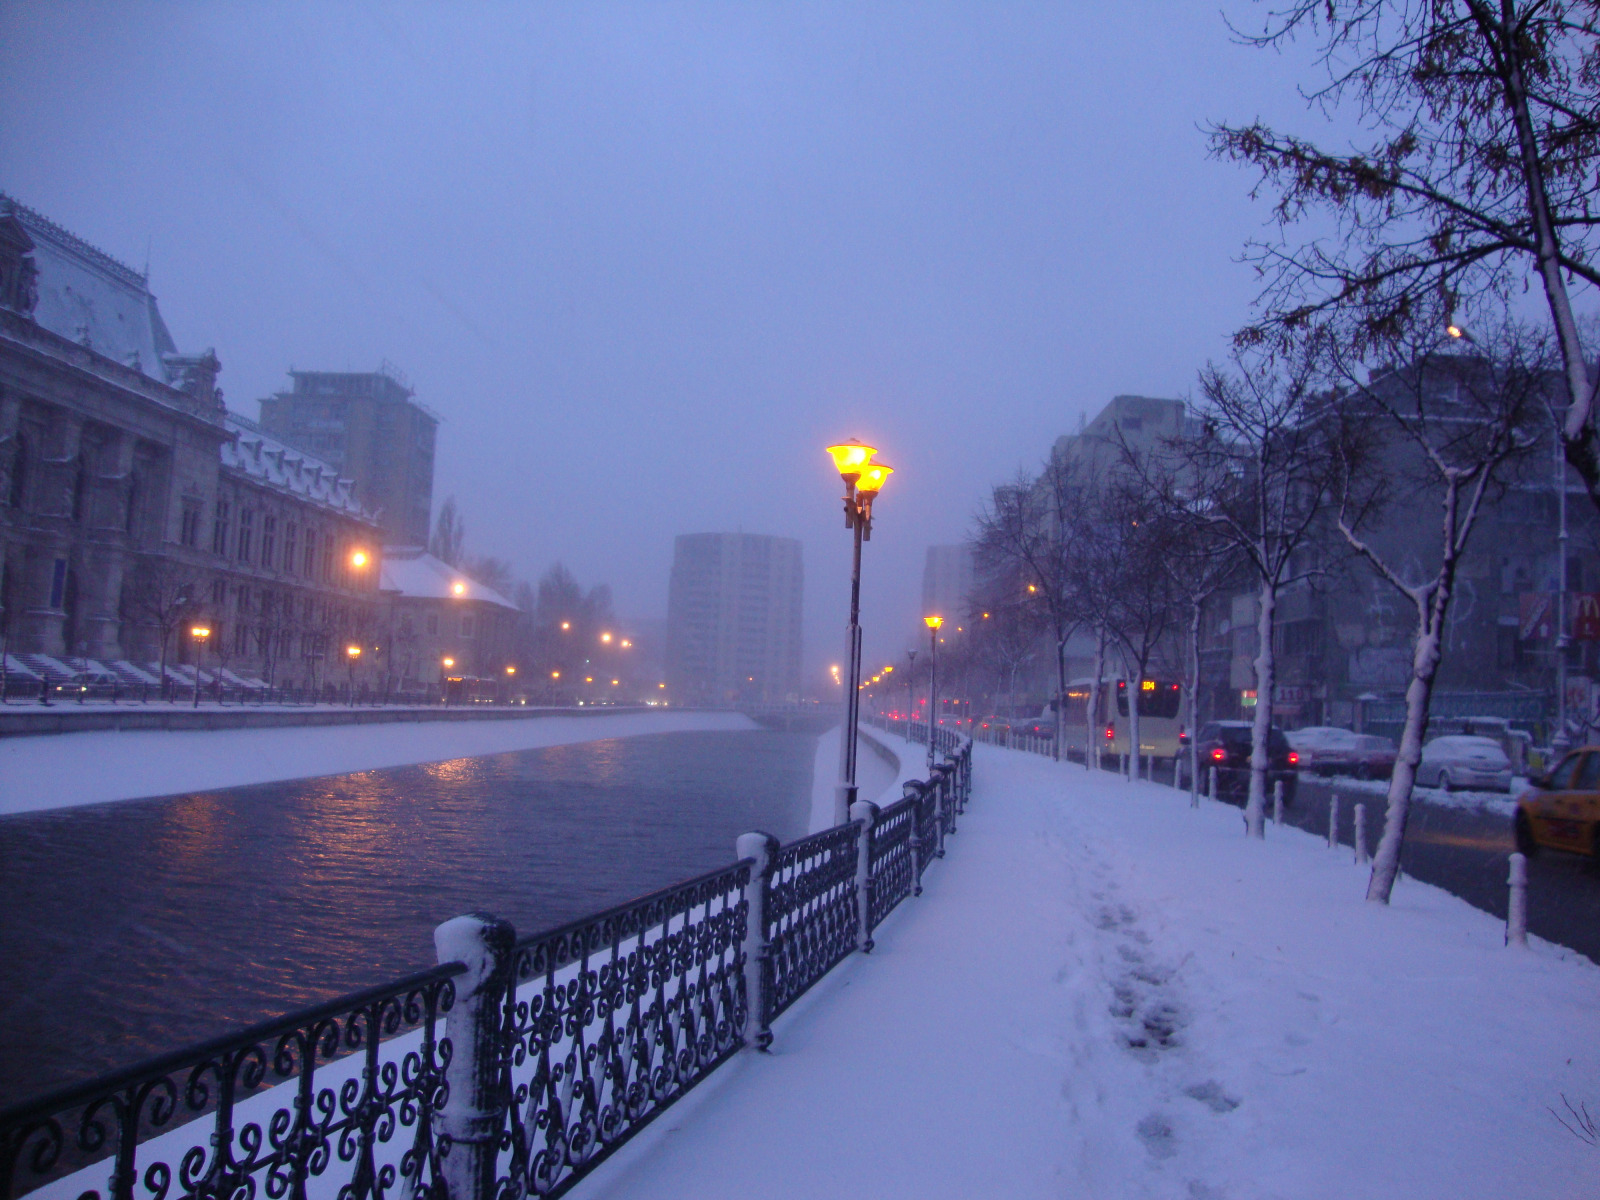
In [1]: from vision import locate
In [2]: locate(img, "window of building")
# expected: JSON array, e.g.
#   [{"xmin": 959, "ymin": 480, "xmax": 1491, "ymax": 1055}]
[
  {"xmin": 284, "ymin": 524, "xmax": 298, "ymax": 576},
  {"xmin": 235, "ymin": 623, "xmax": 249, "ymax": 656},
  {"xmin": 179, "ymin": 503, "xmax": 200, "ymax": 548},
  {"xmin": 213, "ymin": 500, "xmax": 230, "ymax": 556},
  {"xmin": 238, "ymin": 509, "xmax": 255, "ymax": 563},
  {"xmin": 262, "ymin": 516, "xmax": 277, "ymax": 568},
  {"xmin": 213, "ymin": 579, "xmax": 226, "ymax": 605},
  {"xmin": 304, "ymin": 529, "xmax": 318, "ymax": 577},
  {"xmin": 48, "ymin": 558, "xmax": 66, "ymax": 609},
  {"xmin": 321, "ymin": 536, "xmax": 334, "ymax": 583}
]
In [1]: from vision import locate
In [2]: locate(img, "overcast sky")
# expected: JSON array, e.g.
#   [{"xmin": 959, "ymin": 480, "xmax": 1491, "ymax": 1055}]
[{"xmin": 0, "ymin": 2, "xmax": 1324, "ymax": 685}]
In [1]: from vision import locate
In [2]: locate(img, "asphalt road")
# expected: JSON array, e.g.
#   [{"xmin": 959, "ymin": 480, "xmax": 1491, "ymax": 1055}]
[{"xmin": 1116, "ymin": 756, "xmax": 1600, "ymax": 963}]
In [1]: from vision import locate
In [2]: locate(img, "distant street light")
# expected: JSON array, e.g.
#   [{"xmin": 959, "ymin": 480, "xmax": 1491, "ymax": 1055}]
[
  {"xmin": 346, "ymin": 644, "xmax": 362, "ymax": 707},
  {"xmin": 190, "ymin": 624, "xmax": 211, "ymax": 708},
  {"xmin": 350, "ymin": 549, "xmax": 369, "ymax": 569},
  {"xmin": 826, "ymin": 438, "xmax": 895, "ymax": 824},
  {"xmin": 925, "ymin": 615, "xmax": 944, "ymax": 769},
  {"xmin": 451, "ymin": 581, "xmax": 467, "ymax": 597}
]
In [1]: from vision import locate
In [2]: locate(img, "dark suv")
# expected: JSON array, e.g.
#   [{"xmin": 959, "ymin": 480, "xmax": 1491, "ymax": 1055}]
[{"xmin": 1194, "ymin": 721, "xmax": 1299, "ymax": 804}]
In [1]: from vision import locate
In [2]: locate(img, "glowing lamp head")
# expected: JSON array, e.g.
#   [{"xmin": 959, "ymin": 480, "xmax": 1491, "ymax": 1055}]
[
  {"xmin": 855, "ymin": 461, "xmax": 894, "ymax": 496},
  {"xmin": 505, "ymin": 665, "xmax": 516, "ymax": 675},
  {"xmin": 350, "ymin": 550, "xmax": 369, "ymax": 569},
  {"xmin": 924, "ymin": 615, "xmax": 944, "ymax": 630},
  {"xmin": 190, "ymin": 625, "xmax": 211, "ymax": 641},
  {"xmin": 560, "ymin": 621, "xmax": 571, "ymax": 631},
  {"xmin": 620, "ymin": 639, "xmax": 632, "ymax": 648},
  {"xmin": 825, "ymin": 439, "xmax": 877, "ymax": 484},
  {"xmin": 551, "ymin": 670, "xmax": 561, "ymax": 679},
  {"xmin": 442, "ymin": 656, "xmax": 455, "ymax": 669},
  {"xmin": 451, "ymin": 581, "xmax": 467, "ymax": 597},
  {"xmin": 1446, "ymin": 324, "xmax": 1464, "ymax": 339},
  {"xmin": 601, "ymin": 632, "xmax": 613, "ymax": 644},
  {"xmin": 346, "ymin": 644, "xmax": 361, "ymax": 659}
]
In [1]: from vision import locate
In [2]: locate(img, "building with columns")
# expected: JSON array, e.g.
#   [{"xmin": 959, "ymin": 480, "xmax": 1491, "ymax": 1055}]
[{"xmin": 0, "ymin": 195, "xmax": 380, "ymax": 691}]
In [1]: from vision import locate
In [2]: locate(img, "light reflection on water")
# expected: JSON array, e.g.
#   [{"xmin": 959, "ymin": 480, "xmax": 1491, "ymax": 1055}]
[{"xmin": 0, "ymin": 730, "xmax": 816, "ymax": 1107}]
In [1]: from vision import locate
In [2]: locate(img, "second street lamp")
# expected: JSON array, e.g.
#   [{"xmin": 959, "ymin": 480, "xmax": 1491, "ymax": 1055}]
[
  {"xmin": 925, "ymin": 615, "xmax": 943, "ymax": 770},
  {"xmin": 826, "ymin": 439, "xmax": 894, "ymax": 825}
]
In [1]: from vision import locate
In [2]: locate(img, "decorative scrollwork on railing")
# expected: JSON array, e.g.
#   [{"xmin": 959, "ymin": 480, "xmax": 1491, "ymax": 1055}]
[
  {"xmin": 0, "ymin": 967, "xmax": 460, "ymax": 1200},
  {"xmin": 762, "ymin": 822, "xmax": 861, "ymax": 1022},
  {"xmin": 496, "ymin": 861, "xmax": 750, "ymax": 1199},
  {"xmin": 866, "ymin": 799, "xmax": 915, "ymax": 932}
]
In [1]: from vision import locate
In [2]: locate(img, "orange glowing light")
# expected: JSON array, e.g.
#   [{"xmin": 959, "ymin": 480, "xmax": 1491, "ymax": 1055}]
[
  {"xmin": 190, "ymin": 625, "xmax": 211, "ymax": 640},
  {"xmin": 856, "ymin": 461, "xmax": 894, "ymax": 495},
  {"xmin": 442, "ymin": 656, "xmax": 455, "ymax": 668},
  {"xmin": 825, "ymin": 439, "xmax": 877, "ymax": 482},
  {"xmin": 451, "ymin": 581, "xmax": 467, "ymax": 597},
  {"xmin": 346, "ymin": 644, "xmax": 361, "ymax": 659},
  {"xmin": 924, "ymin": 615, "xmax": 944, "ymax": 630},
  {"xmin": 350, "ymin": 550, "xmax": 369, "ymax": 568}
]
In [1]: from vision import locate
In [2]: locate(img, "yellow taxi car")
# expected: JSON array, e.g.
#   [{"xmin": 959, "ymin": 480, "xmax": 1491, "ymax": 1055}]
[{"xmin": 1515, "ymin": 745, "xmax": 1600, "ymax": 858}]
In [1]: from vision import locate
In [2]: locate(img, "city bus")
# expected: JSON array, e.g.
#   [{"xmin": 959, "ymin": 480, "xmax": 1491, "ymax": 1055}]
[{"xmin": 1055, "ymin": 676, "xmax": 1187, "ymax": 762}]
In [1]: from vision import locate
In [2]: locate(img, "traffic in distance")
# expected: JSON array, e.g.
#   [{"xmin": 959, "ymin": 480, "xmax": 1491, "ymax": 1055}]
[{"xmin": 926, "ymin": 680, "xmax": 1600, "ymax": 867}]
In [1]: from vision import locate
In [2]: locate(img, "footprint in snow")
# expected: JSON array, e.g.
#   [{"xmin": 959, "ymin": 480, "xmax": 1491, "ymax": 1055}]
[{"xmin": 1183, "ymin": 1080, "xmax": 1241, "ymax": 1114}]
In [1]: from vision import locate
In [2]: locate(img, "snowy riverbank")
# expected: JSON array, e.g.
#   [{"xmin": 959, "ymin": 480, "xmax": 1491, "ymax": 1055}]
[
  {"xmin": 574, "ymin": 735, "xmax": 1597, "ymax": 1200},
  {"xmin": 0, "ymin": 710, "xmax": 761, "ymax": 815}
]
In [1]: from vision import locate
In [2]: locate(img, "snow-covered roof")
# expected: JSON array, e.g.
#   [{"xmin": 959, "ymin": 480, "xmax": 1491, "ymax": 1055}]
[
  {"xmin": 2, "ymin": 195, "xmax": 179, "ymax": 383},
  {"xmin": 221, "ymin": 412, "xmax": 375, "ymax": 522},
  {"xmin": 380, "ymin": 547, "xmax": 519, "ymax": 611}
]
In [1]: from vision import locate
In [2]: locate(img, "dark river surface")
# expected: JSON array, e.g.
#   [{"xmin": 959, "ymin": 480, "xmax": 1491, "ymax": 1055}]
[{"xmin": 0, "ymin": 729, "xmax": 819, "ymax": 1108}]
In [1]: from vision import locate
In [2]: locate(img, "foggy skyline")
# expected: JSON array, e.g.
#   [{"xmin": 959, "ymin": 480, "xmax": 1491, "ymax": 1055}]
[{"xmin": 0, "ymin": 2, "xmax": 1324, "ymax": 685}]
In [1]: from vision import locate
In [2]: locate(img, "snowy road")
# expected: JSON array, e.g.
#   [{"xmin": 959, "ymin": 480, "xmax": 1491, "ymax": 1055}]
[{"xmin": 572, "ymin": 739, "xmax": 1597, "ymax": 1200}]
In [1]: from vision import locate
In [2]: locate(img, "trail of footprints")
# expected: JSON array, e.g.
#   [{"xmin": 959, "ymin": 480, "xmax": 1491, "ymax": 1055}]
[{"xmin": 1087, "ymin": 882, "xmax": 1242, "ymax": 1183}]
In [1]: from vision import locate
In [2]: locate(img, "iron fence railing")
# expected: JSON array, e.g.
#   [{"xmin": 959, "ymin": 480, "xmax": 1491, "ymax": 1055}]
[{"xmin": 0, "ymin": 734, "xmax": 974, "ymax": 1200}]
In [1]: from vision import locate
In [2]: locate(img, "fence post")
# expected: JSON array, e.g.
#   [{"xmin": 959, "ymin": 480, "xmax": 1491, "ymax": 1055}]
[
  {"xmin": 433, "ymin": 913, "xmax": 515, "ymax": 1200},
  {"xmin": 905, "ymin": 781, "xmax": 928, "ymax": 897},
  {"xmin": 850, "ymin": 800, "xmax": 879, "ymax": 953},
  {"xmin": 735, "ymin": 831, "xmax": 780, "ymax": 1050},
  {"xmin": 1273, "ymin": 779, "xmax": 1283, "ymax": 826},
  {"xmin": 1354, "ymin": 802, "xmax": 1369, "ymax": 864},
  {"xmin": 1328, "ymin": 792, "xmax": 1339, "ymax": 849},
  {"xmin": 1507, "ymin": 852, "xmax": 1528, "ymax": 948},
  {"xmin": 1208, "ymin": 765, "xmax": 1217, "ymax": 801}
]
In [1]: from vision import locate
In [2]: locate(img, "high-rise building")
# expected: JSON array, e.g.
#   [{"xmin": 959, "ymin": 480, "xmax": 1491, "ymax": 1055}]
[
  {"xmin": 257, "ymin": 369, "xmax": 438, "ymax": 546},
  {"xmin": 666, "ymin": 533, "xmax": 802, "ymax": 704},
  {"xmin": 922, "ymin": 543, "xmax": 975, "ymax": 623}
]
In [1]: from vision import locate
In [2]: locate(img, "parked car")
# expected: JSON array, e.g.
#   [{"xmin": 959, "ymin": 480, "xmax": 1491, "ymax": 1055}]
[
  {"xmin": 1516, "ymin": 746, "xmax": 1600, "ymax": 858},
  {"xmin": 1194, "ymin": 721, "xmax": 1299, "ymax": 804},
  {"xmin": 1416, "ymin": 735, "xmax": 1513, "ymax": 793},
  {"xmin": 1289, "ymin": 727, "xmax": 1400, "ymax": 779}
]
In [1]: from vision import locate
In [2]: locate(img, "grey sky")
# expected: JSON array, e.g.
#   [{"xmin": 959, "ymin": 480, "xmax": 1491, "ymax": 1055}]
[{"xmin": 0, "ymin": 2, "xmax": 1319, "ymax": 685}]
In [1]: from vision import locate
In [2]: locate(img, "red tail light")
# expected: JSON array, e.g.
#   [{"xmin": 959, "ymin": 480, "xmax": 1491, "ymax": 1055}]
[
  {"xmin": 1104, "ymin": 725, "xmax": 1115, "ymax": 740},
  {"xmin": 1287, "ymin": 751, "xmax": 1299, "ymax": 765},
  {"xmin": 1211, "ymin": 747, "xmax": 1226, "ymax": 762}
]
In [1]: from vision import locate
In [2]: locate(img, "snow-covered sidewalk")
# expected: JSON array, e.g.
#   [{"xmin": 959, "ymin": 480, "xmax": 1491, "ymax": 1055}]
[
  {"xmin": 0, "ymin": 710, "xmax": 759, "ymax": 815},
  {"xmin": 578, "ymin": 739, "xmax": 1597, "ymax": 1200}
]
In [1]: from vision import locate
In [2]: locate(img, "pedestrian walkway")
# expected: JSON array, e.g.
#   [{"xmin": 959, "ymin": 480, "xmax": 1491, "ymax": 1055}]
[{"xmin": 579, "ymin": 741, "xmax": 1597, "ymax": 1200}]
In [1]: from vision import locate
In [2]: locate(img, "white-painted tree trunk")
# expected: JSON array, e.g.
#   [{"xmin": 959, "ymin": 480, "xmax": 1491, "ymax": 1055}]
[
  {"xmin": 1246, "ymin": 579, "xmax": 1276, "ymax": 838},
  {"xmin": 1367, "ymin": 581, "xmax": 1448, "ymax": 902},
  {"xmin": 1087, "ymin": 625, "xmax": 1106, "ymax": 771},
  {"xmin": 1187, "ymin": 599, "xmax": 1202, "ymax": 806},
  {"xmin": 1128, "ymin": 669, "xmax": 1143, "ymax": 784}
]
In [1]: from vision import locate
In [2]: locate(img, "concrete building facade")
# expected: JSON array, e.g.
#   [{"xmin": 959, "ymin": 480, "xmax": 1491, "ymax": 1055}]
[
  {"xmin": 665, "ymin": 533, "xmax": 802, "ymax": 705},
  {"xmin": 921, "ymin": 543, "xmax": 975, "ymax": 624},
  {"xmin": 258, "ymin": 369, "xmax": 438, "ymax": 546}
]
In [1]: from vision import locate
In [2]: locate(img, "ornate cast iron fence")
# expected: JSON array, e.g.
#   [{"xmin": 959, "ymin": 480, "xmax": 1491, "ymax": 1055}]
[
  {"xmin": 2, "ymin": 735, "xmax": 974, "ymax": 1200},
  {"xmin": 0, "ymin": 965, "xmax": 462, "ymax": 1200},
  {"xmin": 497, "ymin": 861, "xmax": 750, "ymax": 1199},
  {"xmin": 760, "ymin": 822, "xmax": 862, "ymax": 1025}
]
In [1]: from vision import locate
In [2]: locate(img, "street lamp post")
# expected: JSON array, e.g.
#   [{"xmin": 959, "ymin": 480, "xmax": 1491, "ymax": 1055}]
[
  {"xmin": 346, "ymin": 644, "xmax": 361, "ymax": 706},
  {"xmin": 905, "ymin": 649, "xmax": 917, "ymax": 737},
  {"xmin": 190, "ymin": 624, "xmax": 211, "ymax": 709},
  {"xmin": 925, "ymin": 615, "xmax": 943, "ymax": 770},
  {"xmin": 441, "ymin": 656, "xmax": 455, "ymax": 706},
  {"xmin": 826, "ymin": 440, "xmax": 894, "ymax": 825}
]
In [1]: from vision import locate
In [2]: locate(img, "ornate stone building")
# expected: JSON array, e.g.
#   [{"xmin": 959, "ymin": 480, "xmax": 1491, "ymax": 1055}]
[{"xmin": 0, "ymin": 196, "xmax": 380, "ymax": 691}]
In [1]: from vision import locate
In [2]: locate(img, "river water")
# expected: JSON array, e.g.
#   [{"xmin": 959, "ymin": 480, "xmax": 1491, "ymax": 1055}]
[{"xmin": 0, "ymin": 729, "xmax": 819, "ymax": 1107}]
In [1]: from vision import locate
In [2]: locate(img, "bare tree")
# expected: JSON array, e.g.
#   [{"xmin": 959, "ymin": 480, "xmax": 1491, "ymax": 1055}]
[
  {"xmin": 1154, "ymin": 344, "xmax": 1339, "ymax": 836},
  {"xmin": 430, "ymin": 495, "xmax": 466, "ymax": 567},
  {"xmin": 122, "ymin": 556, "xmax": 198, "ymax": 698},
  {"xmin": 1212, "ymin": 1, "xmax": 1600, "ymax": 508},
  {"xmin": 1328, "ymin": 321, "xmax": 1547, "ymax": 902},
  {"xmin": 975, "ymin": 462, "xmax": 1090, "ymax": 761}
]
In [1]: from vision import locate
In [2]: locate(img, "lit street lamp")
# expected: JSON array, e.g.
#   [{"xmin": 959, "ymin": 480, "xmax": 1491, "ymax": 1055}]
[
  {"xmin": 346, "ymin": 644, "xmax": 362, "ymax": 707},
  {"xmin": 190, "ymin": 624, "xmax": 211, "ymax": 709},
  {"xmin": 826, "ymin": 439, "xmax": 894, "ymax": 824},
  {"xmin": 925, "ymin": 615, "xmax": 943, "ymax": 769},
  {"xmin": 905, "ymin": 648, "xmax": 917, "ymax": 734}
]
